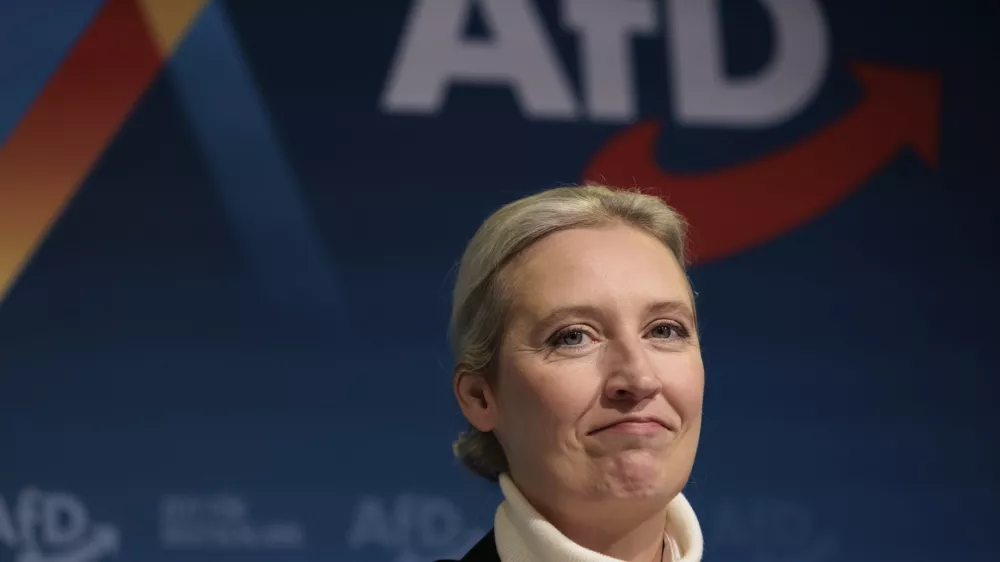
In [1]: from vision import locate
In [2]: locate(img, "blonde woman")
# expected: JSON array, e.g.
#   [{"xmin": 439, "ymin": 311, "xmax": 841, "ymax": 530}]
[{"xmin": 441, "ymin": 185, "xmax": 705, "ymax": 562}]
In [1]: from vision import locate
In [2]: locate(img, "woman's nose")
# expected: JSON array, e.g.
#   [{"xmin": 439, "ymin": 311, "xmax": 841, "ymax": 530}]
[{"xmin": 602, "ymin": 339, "xmax": 661, "ymax": 402}]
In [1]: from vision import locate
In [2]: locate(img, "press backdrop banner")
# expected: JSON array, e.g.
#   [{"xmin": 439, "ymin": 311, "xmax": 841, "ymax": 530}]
[{"xmin": 1, "ymin": 1, "xmax": 997, "ymax": 561}]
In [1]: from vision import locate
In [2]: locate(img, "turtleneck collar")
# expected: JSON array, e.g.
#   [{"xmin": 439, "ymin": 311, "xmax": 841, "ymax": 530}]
[{"xmin": 493, "ymin": 473, "xmax": 703, "ymax": 562}]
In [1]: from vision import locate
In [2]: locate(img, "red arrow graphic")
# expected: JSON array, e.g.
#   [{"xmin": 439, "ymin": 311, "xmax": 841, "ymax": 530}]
[{"xmin": 582, "ymin": 62, "xmax": 941, "ymax": 265}]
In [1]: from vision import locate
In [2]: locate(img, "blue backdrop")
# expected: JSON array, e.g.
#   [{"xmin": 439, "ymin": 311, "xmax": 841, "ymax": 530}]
[{"xmin": 1, "ymin": 1, "xmax": 997, "ymax": 561}]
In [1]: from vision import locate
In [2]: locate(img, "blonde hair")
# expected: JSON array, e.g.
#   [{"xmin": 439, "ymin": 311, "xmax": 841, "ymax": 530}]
[{"xmin": 449, "ymin": 184, "xmax": 691, "ymax": 481}]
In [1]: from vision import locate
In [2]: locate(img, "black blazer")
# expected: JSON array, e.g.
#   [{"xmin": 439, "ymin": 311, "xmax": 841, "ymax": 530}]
[{"xmin": 436, "ymin": 530, "xmax": 499, "ymax": 562}]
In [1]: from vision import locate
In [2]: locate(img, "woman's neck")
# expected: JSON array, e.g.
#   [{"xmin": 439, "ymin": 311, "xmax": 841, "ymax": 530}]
[
  {"xmin": 506, "ymin": 474, "xmax": 671, "ymax": 562},
  {"xmin": 544, "ymin": 502, "xmax": 669, "ymax": 562}
]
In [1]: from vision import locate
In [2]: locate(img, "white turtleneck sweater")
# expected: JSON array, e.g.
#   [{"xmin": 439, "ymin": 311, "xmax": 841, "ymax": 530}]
[{"xmin": 493, "ymin": 473, "xmax": 703, "ymax": 562}]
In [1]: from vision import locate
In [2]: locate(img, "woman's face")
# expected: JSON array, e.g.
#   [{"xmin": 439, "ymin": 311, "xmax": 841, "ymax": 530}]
[{"xmin": 469, "ymin": 223, "xmax": 703, "ymax": 510}]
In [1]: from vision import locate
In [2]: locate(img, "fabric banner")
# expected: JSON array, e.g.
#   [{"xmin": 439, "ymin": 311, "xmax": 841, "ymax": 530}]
[{"xmin": 1, "ymin": 1, "xmax": 997, "ymax": 561}]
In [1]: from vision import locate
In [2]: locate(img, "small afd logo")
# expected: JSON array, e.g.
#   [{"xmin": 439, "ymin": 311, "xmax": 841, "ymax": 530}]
[
  {"xmin": 347, "ymin": 493, "xmax": 485, "ymax": 562},
  {"xmin": 0, "ymin": 488, "xmax": 120, "ymax": 562}
]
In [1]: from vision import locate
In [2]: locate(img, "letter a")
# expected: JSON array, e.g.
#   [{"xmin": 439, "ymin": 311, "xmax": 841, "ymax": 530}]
[
  {"xmin": 346, "ymin": 496, "xmax": 397, "ymax": 549},
  {"xmin": 381, "ymin": 0, "xmax": 579, "ymax": 119}
]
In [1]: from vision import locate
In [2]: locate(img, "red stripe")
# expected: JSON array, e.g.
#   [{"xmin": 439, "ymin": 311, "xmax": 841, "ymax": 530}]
[{"xmin": 0, "ymin": 0, "xmax": 165, "ymax": 301}]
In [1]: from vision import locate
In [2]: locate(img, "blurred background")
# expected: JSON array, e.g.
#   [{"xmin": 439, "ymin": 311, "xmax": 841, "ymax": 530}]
[{"xmin": 1, "ymin": 0, "xmax": 997, "ymax": 561}]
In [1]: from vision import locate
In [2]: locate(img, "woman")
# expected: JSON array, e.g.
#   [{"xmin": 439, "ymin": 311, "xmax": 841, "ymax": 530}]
[{"xmin": 442, "ymin": 184, "xmax": 704, "ymax": 562}]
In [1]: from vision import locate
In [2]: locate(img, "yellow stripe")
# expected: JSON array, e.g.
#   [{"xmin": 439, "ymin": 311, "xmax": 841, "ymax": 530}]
[{"xmin": 136, "ymin": 0, "xmax": 210, "ymax": 56}]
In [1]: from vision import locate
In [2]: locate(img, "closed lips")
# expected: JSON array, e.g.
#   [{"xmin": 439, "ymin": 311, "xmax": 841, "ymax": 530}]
[{"xmin": 588, "ymin": 416, "xmax": 669, "ymax": 434}]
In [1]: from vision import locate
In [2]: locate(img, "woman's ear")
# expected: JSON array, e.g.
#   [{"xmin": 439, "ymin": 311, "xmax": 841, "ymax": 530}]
[{"xmin": 454, "ymin": 368, "xmax": 499, "ymax": 432}]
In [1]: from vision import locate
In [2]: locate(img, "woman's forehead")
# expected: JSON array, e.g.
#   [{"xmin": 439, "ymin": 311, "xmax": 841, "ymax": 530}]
[{"xmin": 504, "ymin": 225, "xmax": 693, "ymax": 317}]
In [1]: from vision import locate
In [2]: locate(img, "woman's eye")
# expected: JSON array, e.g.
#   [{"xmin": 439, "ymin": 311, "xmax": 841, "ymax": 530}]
[
  {"xmin": 649, "ymin": 323, "xmax": 685, "ymax": 339},
  {"xmin": 553, "ymin": 329, "xmax": 591, "ymax": 347}
]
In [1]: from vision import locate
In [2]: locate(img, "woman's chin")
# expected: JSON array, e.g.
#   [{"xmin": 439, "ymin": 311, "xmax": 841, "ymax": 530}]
[{"xmin": 596, "ymin": 451, "xmax": 678, "ymax": 499}]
